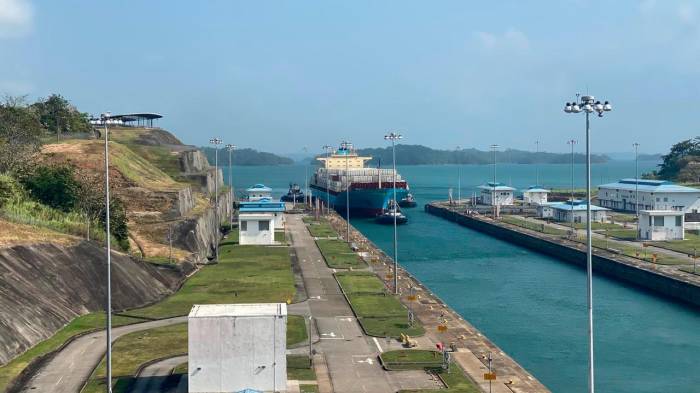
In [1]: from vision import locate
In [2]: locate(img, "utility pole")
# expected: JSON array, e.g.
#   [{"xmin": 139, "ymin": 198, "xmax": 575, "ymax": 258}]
[
  {"xmin": 226, "ymin": 144, "xmax": 236, "ymax": 231},
  {"xmin": 303, "ymin": 147, "xmax": 309, "ymax": 206},
  {"xmin": 633, "ymin": 142, "xmax": 640, "ymax": 240},
  {"xmin": 456, "ymin": 146, "xmax": 462, "ymax": 204},
  {"xmin": 535, "ymin": 140, "xmax": 540, "ymax": 186},
  {"xmin": 568, "ymin": 139, "xmax": 577, "ymax": 235},
  {"xmin": 341, "ymin": 141, "xmax": 352, "ymax": 243},
  {"xmin": 101, "ymin": 113, "xmax": 113, "ymax": 393},
  {"xmin": 385, "ymin": 132, "xmax": 403, "ymax": 295},
  {"xmin": 323, "ymin": 145, "xmax": 334, "ymax": 215},
  {"xmin": 490, "ymin": 144, "xmax": 499, "ymax": 218},
  {"xmin": 564, "ymin": 95, "xmax": 612, "ymax": 393},
  {"xmin": 168, "ymin": 224, "xmax": 173, "ymax": 263},
  {"xmin": 209, "ymin": 137, "xmax": 222, "ymax": 262}
]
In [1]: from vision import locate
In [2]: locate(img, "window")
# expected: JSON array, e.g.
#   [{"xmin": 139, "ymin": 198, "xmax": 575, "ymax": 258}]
[
  {"xmin": 676, "ymin": 216, "xmax": 682, "ymax": 227},
  {"xmin": 241, "ymin": 221, "xmax": 248, "ymax": 231},
  {"xmin": 258, "ymin": 220, "xmax": 270, "ymax": 231},
  {"xmin": 649, "ymin": 216, "xmax": 653, "ymax": 226},
  {"xmin": 656, "ymin": 197, "xmax": 660, "ymax": 202},
  {"xmin": 663, "ymin": 197, "xmax": 668, "ymax": 202},
  {"xmin": 653, "ymin": 216, "xmax": 664, "ymax": 226}
]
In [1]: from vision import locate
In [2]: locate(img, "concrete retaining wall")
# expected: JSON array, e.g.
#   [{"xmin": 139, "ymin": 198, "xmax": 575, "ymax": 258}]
[{"xmin": 425, "ymin": 204, "xmax": 700, "ymax": 308}]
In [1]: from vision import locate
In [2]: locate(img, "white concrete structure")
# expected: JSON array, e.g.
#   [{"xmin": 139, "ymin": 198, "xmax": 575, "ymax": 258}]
[
  {"xmin": 550, "ymin": 200, "xmax": 609, "ymax": 223},
  {"xmin": 188, "ymin": 303, "xmax": 287, "ymax": 393},
  {"xmin": 639, "ymin": 210, "xmax": 685, "ymax": 241},
  {"xmin": 523, "ymin": 186, "xmax": 550, "ymax": 205},
  {"xmin": 239, "ymin": 201, "xmax": 286, "ymax": 229},
  {"xmin": 537, "ymin": 203, "xmax": 556, "ymax": 219},
  {"xmin": 246, "ymin": 184, "xmax": 273, "ymax": 202},
  {"xmin": 479, "ymin": 182, "xmax": 515, "ymax": 206},
  {"xmin": 597, "ymin": 179, "xmax": 700, "ymax": 213},
  {"xmin": 239, "ymin": 213, "xmax": 275, "ymax": 245}
]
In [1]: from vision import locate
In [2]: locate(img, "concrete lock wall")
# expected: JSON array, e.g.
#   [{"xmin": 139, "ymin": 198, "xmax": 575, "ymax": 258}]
[
  {"xmin": 188, "ymin": 314, "xmax": 287, "ymax": 392},
  {"xmin": 425, "ymin": 204, "xmax": 700, "ymax": 308}
]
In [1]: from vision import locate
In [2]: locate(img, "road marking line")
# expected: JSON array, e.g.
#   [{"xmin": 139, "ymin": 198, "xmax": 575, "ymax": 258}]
[{"xmin": 372, "ymin": 337, "xmax": 383, "ymax": 352}]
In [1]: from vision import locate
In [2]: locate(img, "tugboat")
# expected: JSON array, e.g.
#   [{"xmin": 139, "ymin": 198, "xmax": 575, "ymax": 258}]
[
  {"xmin": 398, "ymin": 193, "xmax": 417, "ymax": 208},
  {"xmin": 280, "ymin": 183, "xmax": 305, "ymax": 203},
  {"xmin": 376, "ymin": 200, "xmax": 408, "ymax": 225}
]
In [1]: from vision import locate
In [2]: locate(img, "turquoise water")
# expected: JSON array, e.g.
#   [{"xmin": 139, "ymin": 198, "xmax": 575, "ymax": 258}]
[{"xmin": 226, "ymin": 162, "xmax": 700, "ymax": 393}]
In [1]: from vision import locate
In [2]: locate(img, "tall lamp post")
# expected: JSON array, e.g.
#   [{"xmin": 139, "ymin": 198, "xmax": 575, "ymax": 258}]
[
  {"xmin": 564, "ymin": 95, "xmax": 612, "ymax": 393},
  {"xmin": 567, "ymin": 139, "xmax": 578, "ymax": 234},
  {"xmin": 341, "ymin": 141, "xmax": 352, "ymax": 243},
  {"xmin": 225, "ymin": 144, "xmax": 236, "ymax": 230},
  {"xmin": 322, "ymin": 145, "xmax": 334, "ymax": 215},
  {"xmin": 385, "ymin": 132, "xmax": 403, "ymax": 295},
  {"xmin": 535, "ymin": 140, "xmax": 540, "ymax": 186},
  {"xmin": 490, "ymin": 144, "xmax": 499, "ymax": 218},
  {"xmin": 303, "ymin": 147, "xmax": 309, "ymax": 206},
  {"xmin": 456, "ymin": 146, "xmax": 462, "ymax": 204},
  {"xmin": 633, "ymin": 142, "xmax": 640, "ymax": 239},
  {"xmin": 210, "ymin": 137, "xmax": 223, "ymax": 262},
  {"xmin": 101, "ymin": 113, "xmax": 113, "ymax": 393}
]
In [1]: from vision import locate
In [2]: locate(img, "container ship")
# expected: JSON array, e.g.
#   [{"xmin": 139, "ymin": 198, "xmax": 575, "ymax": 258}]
[{"xmin": 310, "ymin": 142, "xmax": 409, "ymax": 216}]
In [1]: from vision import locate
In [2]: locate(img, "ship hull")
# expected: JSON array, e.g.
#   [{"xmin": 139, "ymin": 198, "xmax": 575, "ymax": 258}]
[{"xmin": 310, "ymin": 184, "xmax": 408, "ymax": 217}]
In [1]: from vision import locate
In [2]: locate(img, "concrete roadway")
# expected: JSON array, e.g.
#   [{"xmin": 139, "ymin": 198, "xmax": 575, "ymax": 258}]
[
  {"xmin": 288, "ymin": 214, "xmax": 439, "ymax": 393},
  {"xmin": 19, "ymin": 317, "xmax": 186, "ymax": 393},
  {"xmin": 130, "ymin": 355, "xmax": 187, "ymax": 393}
]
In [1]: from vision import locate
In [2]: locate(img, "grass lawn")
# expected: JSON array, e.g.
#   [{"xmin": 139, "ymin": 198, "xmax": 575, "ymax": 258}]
[
  {"xmin": 300, "ymin": 385, "xmax": 320, "ymax": 393},
  {"xmin": 680, "ymin": 266, "xmax": 700, "ymax": 276},
  {"xmin": 287, "ymin": 315, "xmax": 308, "ymax": 346},
  {"xmin": 275, "ymin": 230, "xmax": 287, "ymax": 243},
  {"xmin": 305, "ymin": 219, "xmax": 337, "ymax": 238},
  {"xmin": 316, "ymin": 239, "xmax": 366, "ymax": 269},
  {"xmin": 604, "ymin": 229, "xmax": 638, "ymax": 240},
  {"xmin": 336, "ymin": 272, "xmax": 424, "ymax": 338},
  {"xmin": 125, "ymin": 243, "xmax": 296, "ymax": 319},
  {"xmin": 500, "ymin": 216, "xmax": 566, "ymax": 236},
  {"xmin": 399, "ymin": 362, "xmax": 480, "ymax": 393},
  {"xmin": 587, "ymin": 238, "xmax": 689, "ymax": 265},
  {"xmin": 83, "ymin": 323, "xmax": 188, "ymax": 393},
  {"xmin": 380, "ymin": 350, "xmax": 443, "ymax": 371},
  {"xmin": 573, "ymin": 222, "xmax": 627, "ymax": 230},
  {"xmin": 287, "ymin": 355, "xmax": 316, "ymax": 381},
  {"xmin": 0, "ymin": 313, "xmax": 144, "ymax": 392},
  {"xmin": 656, "ymin": 232, "xmax": 700, "ymax": 256}
]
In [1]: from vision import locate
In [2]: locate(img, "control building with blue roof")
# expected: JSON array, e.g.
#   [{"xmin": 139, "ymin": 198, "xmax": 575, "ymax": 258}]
[{"xmin": 597, "ymin": 178, "xmax": 700, "ymax": 213}]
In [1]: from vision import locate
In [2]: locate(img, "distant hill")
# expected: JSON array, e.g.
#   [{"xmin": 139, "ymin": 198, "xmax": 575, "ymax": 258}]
[
  {"xmin": 342, "ymin": 144, "xmax": 609, "ymax": 166},
  {"xmin": 200, "ymin": 147, "xmax": 294, "ymax": 166},
  {"xmin": 646, "ymin": 137, "xmax": 700, "ymax": 182}
]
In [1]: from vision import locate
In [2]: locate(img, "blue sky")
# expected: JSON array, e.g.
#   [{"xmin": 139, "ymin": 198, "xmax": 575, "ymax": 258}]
[{"xmin": 1, "ymin": 0, "xmax": 699, "ymax": 155}]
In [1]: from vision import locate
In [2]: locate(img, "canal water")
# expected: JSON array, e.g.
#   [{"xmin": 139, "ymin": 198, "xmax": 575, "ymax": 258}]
[{"xmin": 227, "ymin": 161, "xmax": 700, "ymax": 393}]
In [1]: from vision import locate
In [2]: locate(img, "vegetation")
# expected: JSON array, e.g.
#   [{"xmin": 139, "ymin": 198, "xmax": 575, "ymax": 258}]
[
  {"xmin": 305, "ymin": 218, "xmax": 337, "ymax": 238},
  {"xmin": 350, "ymin": 144, "xmax": 608, "ymax": 166},
  {"xmin": 287, "ymin": 315, "xmax": 308, "ymax": 346},
  {"xmin": 0, "ymin": 96, "xmax": 45, "ymax": 174},
  {"xmin": 336, "ymin": 271, "xmax": 424, "ymax": 338},
  {"xmin": 656, "ymin": 232, "xmax": 700, "ymax": 256},
  {"xmin": 0, "ymin": 313, "xmax": 143, "ymax": 392},
  {"xmin": 316, "ymin": 239, "xmax": 366, "ymax": 269},
  {"xmin": 380, "ymin": 350, "xmax": 443, "ymax": 371},
  {"xmin": 287, "ymin": 355, "xmax": 316, "ymax": 381},
  {"xmin": 201, "ymin": 146, "xmax": 294, "ymax": 166},
  {"xmin": 125, "ymin": 242, "xmax": 296, "ymax": 319},
  {"xmin": 500, "ymin": 216, "xmax": 566, "ymax": 236},
  {"xmin": 604, "ymin": 229, "xmax": 638, "ymax": 240},
  {"xmin": 646, "ymin": 137, "xmax": 700, "ymax": 181},
  {"xmin": 399, "ymin": 362, "xmax": 479, "ymax": 393}
]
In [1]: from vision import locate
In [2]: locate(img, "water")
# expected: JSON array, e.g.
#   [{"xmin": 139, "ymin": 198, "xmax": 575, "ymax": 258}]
[{"xmin": 226, "ymin": 161, "xmax": 700, "ymax": 393}]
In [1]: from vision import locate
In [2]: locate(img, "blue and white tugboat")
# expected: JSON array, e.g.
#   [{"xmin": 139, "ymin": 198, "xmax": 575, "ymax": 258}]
[{"xmin": 376, "ymin": 200, "xmax": 408, "ymax": 225}]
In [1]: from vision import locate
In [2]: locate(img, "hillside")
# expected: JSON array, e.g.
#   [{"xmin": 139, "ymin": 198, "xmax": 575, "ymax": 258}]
[
  {"xmin": 200, "ymin": 146, "xmax": 294, "ymax": 166},
  {"xmin": 646, "ymin": 137, "xmax": 700, "ymax": 182},
  {"xmin": 354, "ymin": 144, "xmax": 609, "ymax": 165}
]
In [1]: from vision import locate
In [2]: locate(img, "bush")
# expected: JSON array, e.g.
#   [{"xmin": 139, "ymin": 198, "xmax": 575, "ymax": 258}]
[
  {"xmin": 21, "ymin": 164, "xmax": 80, "ymax": 212},
  {"xmin": 0, "ymin": 173, "xmax": 22, "ymax": 208},
  {"xmin": 100, "ymin": 196, "xmax": 129, "ymax": 251}
]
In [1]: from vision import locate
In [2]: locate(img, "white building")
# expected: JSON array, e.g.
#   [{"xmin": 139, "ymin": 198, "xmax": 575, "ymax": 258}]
[
  {"xmin": 245, "ymin": 184, "xmax": 273, "ymax": 202},
  {"xmin": 522, "ymin": 186, "xmax": 550, "ymax": 205},
  {"xmin": 537, "ymin": 202, "xmax": 556, "ymax": 219},
  {"xmin": 639, "ymin": 210, "xmax": 684, "ymax": 241},
  {"xmin": 550, "ymin": 200, "xmax": 609, "ymax": 223},
  {"xmin": 239, "ymin": 213, "xmax": 276, "ymax": 245},
  {"xmin": 597, "ymin": 179, "xmax": 700, "ymax": 213},
  {"xmin": 239, "ymin": 201, "xmax": 286, "ymax": 229},
  {"xmin": 479, "ymin": 182, "xmax": 515, "ymax": 206},
  {"xmin": 188, "ymin": 303, "xmax": 287, "ymax": 393}
]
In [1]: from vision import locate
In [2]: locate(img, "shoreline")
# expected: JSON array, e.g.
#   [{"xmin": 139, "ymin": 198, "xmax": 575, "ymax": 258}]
[{"xmin": 324, "ymin": 211, "xmax": 551, "ymax": 393}]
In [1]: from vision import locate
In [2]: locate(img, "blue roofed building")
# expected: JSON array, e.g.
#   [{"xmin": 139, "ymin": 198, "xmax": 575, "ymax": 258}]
[
  {"xmin": 597, "ymin": 178, "xmax": 700, "ymax": 213},
  {"xmin": 538, "ymin": 200, "xmax": 609, "ymax": 223},
  {"xmin": 478, "ymin": 182, "xmax": 515, "ymax": 206},
  {"xmin": 522, "ymin": 186, "xmax": 550, "ymax": 205},
  {"xmin": 245, "ymin": 184, "xmax": 273, "ymax": 202}
]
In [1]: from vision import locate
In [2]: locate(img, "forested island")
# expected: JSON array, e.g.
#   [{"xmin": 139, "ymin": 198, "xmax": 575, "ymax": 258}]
[
  {"xmin": 200, "ymin": 147, "xmax": 294, "ymax": 166},
  {"xmin": 354, "ymin": 144, "xmax": 609, "ymax": 166},
  {"xmin": 646, "ymin": 137, "xmax": 700, "ymax": 182}
]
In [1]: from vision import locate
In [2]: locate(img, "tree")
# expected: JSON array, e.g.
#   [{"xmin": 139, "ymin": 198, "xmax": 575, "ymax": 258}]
[
  {"xmin": 0, "ymin": 96, "xmax": 45, "ymax": 174},
  {"xmin": 100, "ymin": 196, "xmax": 130, "ymax": 251},
  {"xmin": 20, "ymin": 164, "xmax": 81, "ymax": 212},
  {"xmin": 655, "ymin": 137, "xmax": 700, "ymax": 180},
  {"xmin": 31, "ymin": 94, "xmax": 92, "ymax": 140}
]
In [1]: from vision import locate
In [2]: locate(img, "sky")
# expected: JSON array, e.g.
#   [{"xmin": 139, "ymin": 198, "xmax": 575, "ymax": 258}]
[{"xmin": 1, "ymin": 0, "xmax": 699, "ymax": 156}]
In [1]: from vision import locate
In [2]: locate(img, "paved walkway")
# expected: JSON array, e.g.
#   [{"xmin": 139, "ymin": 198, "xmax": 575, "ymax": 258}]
[
  {"xmin": 288, "ymin": 214, "xmax": 438, "ymax": 393},
  {"xmin": 19, "ymin": 316, "xmax": 186, "ymax": 393},
  {"xmin": 131, "ymin": 355, "xmax": 187, "ymax": 393}
]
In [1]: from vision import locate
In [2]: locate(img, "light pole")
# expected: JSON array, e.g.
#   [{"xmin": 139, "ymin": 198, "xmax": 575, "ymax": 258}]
[
  {"xmin": 535, "ymin": 140, "xmax": 540, "ymax": 186},
  {"xmin": 303, "ymin": 147, "xmax": 309, "ymax": 206},
  {"xmin": 210, "ymin": 137, "xmax": 222, "ymax": 262},
  {"xmin": 101, "ymin": 113, "xmax": 113, "ymax": 393},
  {"xmin": 633, "ymin": 142, "xmax": 640, "ymax": 239},
  {"xmin": 226, "ymin": 144, "xmax": 236, "ymax": 231},
  {"xmin": 456, "ymin": 146, "xmax": 462, "ymax": 204},
  {"xmin": 341, "ymin": 141, "xmax": 352, "ymax": 243},
  {"xmin": 564, "ymin": 95, "xmax": 612, "ymax": 393},
  {"xmin": 385, "ymin": 132, "xmax": 403, "ymax": 295},
  {"xmin": 323, "ymin": 145, "xmax": 334, "ymax": 215},
  {"xmin": 568, "ymin": 139, "xmax": 578, "ymax": 234},
  {"xmin": 490, "ymin": 144, "xmax": 499, "ymax": 218}
]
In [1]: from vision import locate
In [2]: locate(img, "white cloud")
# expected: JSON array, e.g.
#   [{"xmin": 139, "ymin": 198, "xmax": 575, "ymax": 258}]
[
  {"xmin": 0, "ymin": 0, "xmax": 33, "ymax": 39},
  {"xmin": 473, "ymin": 28, "xmax": 530, "ymax": 51}
]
